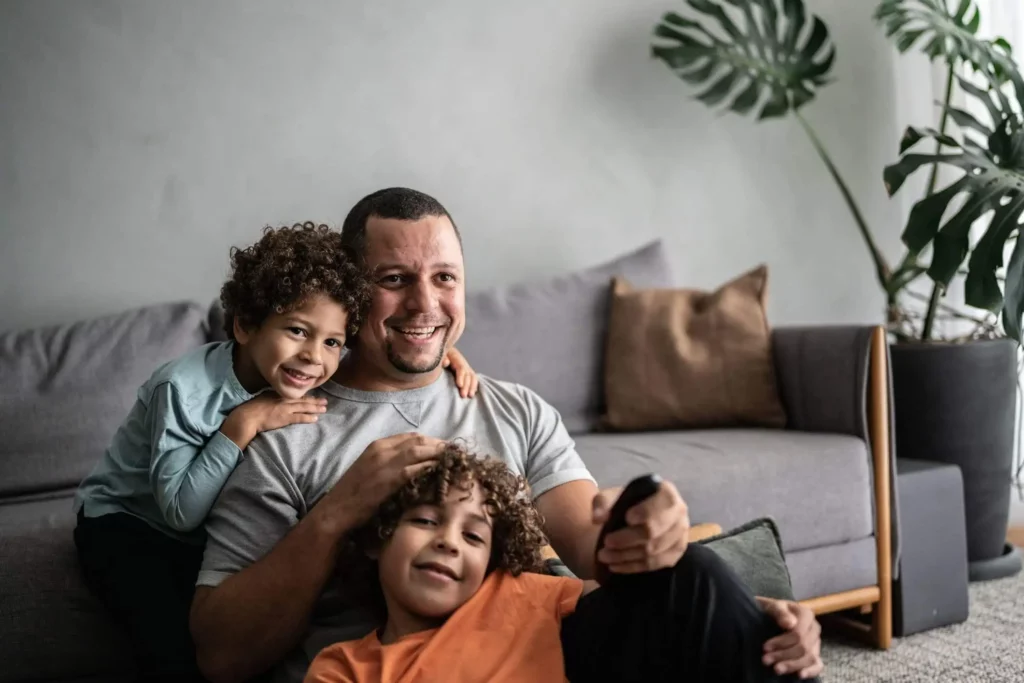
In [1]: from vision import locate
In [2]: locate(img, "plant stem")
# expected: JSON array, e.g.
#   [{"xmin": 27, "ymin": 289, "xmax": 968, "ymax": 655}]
[
  {"xmin": 921, "ymin": 64, "xmax": 957, "ymax": 342},
  {"xmin": 795, "ymin": 111, "xmax": 892, "ymax": 292}
]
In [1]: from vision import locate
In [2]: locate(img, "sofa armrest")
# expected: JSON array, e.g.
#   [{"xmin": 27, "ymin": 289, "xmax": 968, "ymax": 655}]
[
  {"xmin": 773, "ymin": 325, "xmax": 901, "ymax": 602},
  {"xmin": 771, "ymin": 326, "xmax": 877, "ymax": 439}
]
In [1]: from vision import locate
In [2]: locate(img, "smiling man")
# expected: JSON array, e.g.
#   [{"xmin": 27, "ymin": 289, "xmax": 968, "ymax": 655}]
[{"xmin": 189, "ymin": 188, "xmax": 823, "ymax": 683}]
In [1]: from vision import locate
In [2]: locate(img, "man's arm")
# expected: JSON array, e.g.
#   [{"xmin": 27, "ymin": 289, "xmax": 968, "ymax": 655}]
[
  {"xmin": 191, "ymin": 503, "xmax": 352, "ymax": 683},
  {"xmin": 535, "ymin": 480, "xmax": 602, "ymax": 580},
  {"xmin": 190, "ymin": 432, "xmax": 445, "ymax": 683}
]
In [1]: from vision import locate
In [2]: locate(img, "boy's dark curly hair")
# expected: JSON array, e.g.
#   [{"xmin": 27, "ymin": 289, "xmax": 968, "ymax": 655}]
[
  {"xmin": 219, "ymin": 221, "xmax": 371, "ymax": 340},
  {"xmin": 338, "ymin": 443, "xmax": 549, "ymax": 618}
]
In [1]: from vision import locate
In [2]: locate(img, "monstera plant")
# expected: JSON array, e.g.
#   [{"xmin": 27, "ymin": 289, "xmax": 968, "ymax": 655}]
[
  {"xmin": 884, "ymin": 68, "xmax": 1024, "ymax": 340},
  {"xmin": 651, "ymin": 0, "xmax": 1019, "ymax": 342}
]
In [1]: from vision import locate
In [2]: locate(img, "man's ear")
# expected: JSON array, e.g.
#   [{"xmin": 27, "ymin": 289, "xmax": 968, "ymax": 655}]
[{"xmin": 232, "ymin": 316, "xmax": 251, "ymax": 344}]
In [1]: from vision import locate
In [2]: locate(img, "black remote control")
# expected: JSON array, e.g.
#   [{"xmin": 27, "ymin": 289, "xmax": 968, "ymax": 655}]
[{"xmin": 594, "ymin": 473, "xmax": 663, "ymax": 585}]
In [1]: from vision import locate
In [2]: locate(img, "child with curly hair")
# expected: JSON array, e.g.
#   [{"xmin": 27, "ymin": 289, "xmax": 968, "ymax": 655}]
[
  {"xmin": 72, "ymin": 222, "xmax": 478, "ymax": 683},
  {"xmin": 304, "ymin": 443, "xmax": 588, "ymax": 683}
]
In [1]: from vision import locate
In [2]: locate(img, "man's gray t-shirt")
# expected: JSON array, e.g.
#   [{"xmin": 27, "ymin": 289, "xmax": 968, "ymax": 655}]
[{"xmin": 196, "ymin": 371, "xmax": 595, "ymax": 683}]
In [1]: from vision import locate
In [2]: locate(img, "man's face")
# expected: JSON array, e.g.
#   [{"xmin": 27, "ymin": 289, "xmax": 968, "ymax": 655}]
[
  {"xmin": 377, "ymin": 481, "xmax": 493, "ymax": 624},
  {"xmin": 357, "ymin": 215, "xmax": 465, "ymax": 383}
]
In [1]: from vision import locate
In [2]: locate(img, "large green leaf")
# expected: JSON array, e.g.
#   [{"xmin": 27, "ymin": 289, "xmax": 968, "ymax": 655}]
[
  {"xmin": 884, "ymin": 70, "xmax": 1024, "ymax": 342},
  {"xmin": 874, "ymin": 0, "xmax": 1012, "ymax": 77},
  {"xmin": 651, "ymin": 0, "xmax": 835, "ymax": 120}
]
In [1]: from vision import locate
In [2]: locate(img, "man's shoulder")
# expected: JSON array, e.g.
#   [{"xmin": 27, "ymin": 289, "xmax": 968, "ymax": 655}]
[{"xmin": 476, "ymin": 374, "xmax": 547, "ymax": 408}]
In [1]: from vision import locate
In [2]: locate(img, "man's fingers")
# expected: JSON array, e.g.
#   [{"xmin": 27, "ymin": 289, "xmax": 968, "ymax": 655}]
[
  {"xmin": 799, "ymin": 656, "xmax": 824, "ymax": 679},
  {"xmin": 591, "ymin": 487, "xmax": 623, "ymax": 523},
  {"xmin": 760, "ymin": 600, "xmax": 798, "ymax": 633},
  {"xmin": 624, "ymin": 482, "xmax": 682, "ymax": 526},
  {"xmin": 603, "ymin": 506, "xmax": 684, "ymax": 550},
  {"xmin": 765, "ymin": 647, "xmax": 816, "ymax": 676},
  {"xmin": 402, "ymin": 461, "xmax": 436, "ymax": 481},
  {"xmin": 398, "ymin": 442, "xmax": 446, "ymax": 466},
  {"xmin": 763, "ymin": 629, "xmax": 800, "ymax": 653}
]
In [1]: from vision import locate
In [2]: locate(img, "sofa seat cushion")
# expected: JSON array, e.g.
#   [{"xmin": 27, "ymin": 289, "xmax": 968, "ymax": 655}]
[
  {"xmin": 0, "ymin": 495, "xmax": 132, "ymax": 682},
  {"xmin": 0, "ymin": 301, "xmax": 210, "ymax": 498},
  {"xmin": 574, "ymin": 429, "xmax": 873, "ymax": 553}
]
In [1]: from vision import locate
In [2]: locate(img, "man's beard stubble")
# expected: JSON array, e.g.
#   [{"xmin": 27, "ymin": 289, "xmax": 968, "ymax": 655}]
[{"xmin": 385, "ymin": 326, "xmax": 451, "ymax": 374}]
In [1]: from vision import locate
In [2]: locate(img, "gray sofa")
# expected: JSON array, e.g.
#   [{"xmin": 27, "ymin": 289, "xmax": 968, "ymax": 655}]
[{"xmin": 0, "ymin": 240, "xmax": 894, "ymax": 682}]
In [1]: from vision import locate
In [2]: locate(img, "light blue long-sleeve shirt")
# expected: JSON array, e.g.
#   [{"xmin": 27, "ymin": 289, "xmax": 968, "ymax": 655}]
[{"xmin": 74, "ymin": 341, "xmax": 256, "ymax": 543}]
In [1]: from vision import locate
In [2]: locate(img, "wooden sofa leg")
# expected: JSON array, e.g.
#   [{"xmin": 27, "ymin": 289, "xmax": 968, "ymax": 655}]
[{"xmin": 869, "ymin": 326, "xmax": 893, "ymax": 650}]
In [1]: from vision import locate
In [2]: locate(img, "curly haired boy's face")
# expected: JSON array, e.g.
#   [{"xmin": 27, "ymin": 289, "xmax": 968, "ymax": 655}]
[
  {"xmin": 234, "ymin": 293, "xmax": 349, "ymax": 399},
  {"xmin": 376, "ymin": 481, "xmax": 492, "ymax": 631}
]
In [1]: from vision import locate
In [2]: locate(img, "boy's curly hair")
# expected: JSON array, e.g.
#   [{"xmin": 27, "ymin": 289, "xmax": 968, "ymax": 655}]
[
  {"xmin": 338, "ymin": 443, "xmax": 549, "ymax": 618},
  {"xmin": 219, "ymin": 221, "xmax": 371, "ymax": 340}
]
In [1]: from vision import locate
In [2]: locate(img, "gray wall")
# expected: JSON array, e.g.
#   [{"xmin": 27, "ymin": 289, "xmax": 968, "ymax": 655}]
[{"xmin": 1, "ymin": 0, "xmax": 908, "ymax": 332}]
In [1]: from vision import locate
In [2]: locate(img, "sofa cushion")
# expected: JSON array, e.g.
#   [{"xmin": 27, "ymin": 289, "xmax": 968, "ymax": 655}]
[
  {"xmin": 574, "ymin": 429, "xmax": 873, "ymax": 553},
  {"xmin": 603, "ymin": 266, "xmax": 786, "ymax": 431},
  {"xmin": 698, "ymin": 517, "xmax": 794, "ymax": 601},
  {"xmin": 458, "ymin": 241, "xmax": 673, "ymax": 434},
  {"xmin": 0, "ymin": 302, "xmax": 210, "ymax": 497},
  {"xmin": 0, "ymin": 496, "xmax": 132, "ymax": 682}
]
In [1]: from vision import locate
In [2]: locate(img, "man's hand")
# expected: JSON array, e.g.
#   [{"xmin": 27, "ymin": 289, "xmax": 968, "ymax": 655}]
[
  {"xmin": 756, "ymin": 597, "xmax": 824, "ymax": 679},
  {"xmin": 220, "ymin": 394, "xmax": 327, "ymax": 450},
  {"xmin": 313, "ymin": 433, "xmax": 446, "ymax": 535},
  {"xmin": 592, "ymin": 479, "xmax": 690, "ymax": 575}
]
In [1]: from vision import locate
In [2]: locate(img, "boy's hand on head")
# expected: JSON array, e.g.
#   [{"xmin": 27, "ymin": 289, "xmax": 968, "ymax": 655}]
[
  {"xmin": 592, "ymin": 480, "xmax": 690, "ymax": 576},
  {"xmin": 220, "ymin": 394, "xmax": 328, "ymax": 451},
  {"xmin": 315, "ymin": 433, "xmax": 446, "ymax": 537},
  {"xmin": 442, "ymin": 347, "xmax": 479, "ymax": 398}
]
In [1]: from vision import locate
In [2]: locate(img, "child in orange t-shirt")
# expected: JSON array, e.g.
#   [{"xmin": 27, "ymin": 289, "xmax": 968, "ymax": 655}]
[{"xmin": 304, "ymin": 444, "xmax": 588, "ymax": 683}]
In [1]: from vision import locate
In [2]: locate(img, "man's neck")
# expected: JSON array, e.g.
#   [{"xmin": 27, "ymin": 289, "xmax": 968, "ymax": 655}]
[{"xmin": 333, "ymin": 351, "xmax": 443, "ymax": 392}]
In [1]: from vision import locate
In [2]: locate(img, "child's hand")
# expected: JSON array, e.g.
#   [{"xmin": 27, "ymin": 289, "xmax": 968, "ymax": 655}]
[
  {"xmin": 220, "ymin": 394, "xmax": 328, "ymax": 450},
  {"xmin": 442, "ymin": 347, "xmax": 479, "ymax": 398}
]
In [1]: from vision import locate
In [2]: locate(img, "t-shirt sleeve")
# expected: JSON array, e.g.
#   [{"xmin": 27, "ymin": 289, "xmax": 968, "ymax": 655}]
[
  {"xmin": 196, "ymin": 435, "xmax": 304, "ymax": 588},
  {"xmin": 514, "ymin": 384, "xmax": 596, "ymax": 499},
  {"xmin": 517, "ymin": 572, "xmax": 585, "ymax": 619},
  {"xmin": 304, "ymin": 642, "xmax": 361, "ymax": 683},
  {"xmin": 146, "ymin": 382, "xmax": 243, "ymax": 533}
]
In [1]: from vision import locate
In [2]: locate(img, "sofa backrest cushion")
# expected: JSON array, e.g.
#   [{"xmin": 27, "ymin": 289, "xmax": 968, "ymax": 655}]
[
  {"xmin": 0, "ymin": 302, "xmax": 210, "ymax": 497},
  {"xmin": 458, "ymin": 240, "xmax": 673, "ymax": 434}
]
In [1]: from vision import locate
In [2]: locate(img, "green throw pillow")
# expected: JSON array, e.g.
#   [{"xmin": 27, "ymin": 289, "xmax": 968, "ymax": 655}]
[
  {"xmin": 543, "ymin": 516, "xmax": 794, "ymax": 601},
  {"xmin": 698, "ymin": 517, "xmax": 794, "ymax": 601}
]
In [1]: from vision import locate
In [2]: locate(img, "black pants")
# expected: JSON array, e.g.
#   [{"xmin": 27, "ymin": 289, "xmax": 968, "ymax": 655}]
[
  {"xmin": 74, "ymin": 511, "xmax": 207, "ymax": 683},
  {"xmin": 560, "ymin": 543, "xmax": 820, "ymax": 683}
]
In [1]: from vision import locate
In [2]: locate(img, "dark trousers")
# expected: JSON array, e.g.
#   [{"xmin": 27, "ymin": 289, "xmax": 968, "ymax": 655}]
[
  {"xmin": 560, "ymin": 543, "xmax": 820, "ymax": 683},
  {"xmin": 74, "ymin": 511, "xmax": 207, "ymax": 683}
]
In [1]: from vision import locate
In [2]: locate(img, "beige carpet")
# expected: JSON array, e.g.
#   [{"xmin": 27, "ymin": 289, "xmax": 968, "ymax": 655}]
[{"xmin": 821, "ymin": 570, "xmax": 1024, "ymax": 682}]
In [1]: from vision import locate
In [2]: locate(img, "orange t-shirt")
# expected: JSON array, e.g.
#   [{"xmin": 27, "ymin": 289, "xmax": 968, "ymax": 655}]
[{"xmin": 304, "ymin": 571, "xmax": 584, "ymax": 683}]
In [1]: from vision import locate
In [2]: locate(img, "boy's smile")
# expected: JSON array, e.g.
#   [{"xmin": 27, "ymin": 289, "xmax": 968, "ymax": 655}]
[
  {"xmin": 232, "ymin": 293, "xmax": 349, "ymax": 400},
  {"xmin": 376, "ymin": 481, "xmax": 493, "ymax": 643}
]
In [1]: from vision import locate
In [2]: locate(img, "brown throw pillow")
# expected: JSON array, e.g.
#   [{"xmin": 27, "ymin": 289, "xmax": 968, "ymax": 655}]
[{"xmin": 602, "ymin": 265, "xmax": 787, "ymax": 431}]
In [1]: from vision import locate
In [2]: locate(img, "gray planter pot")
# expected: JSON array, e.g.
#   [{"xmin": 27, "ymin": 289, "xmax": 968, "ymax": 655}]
[{"xmin": 890, "ymin": 338, "xmax": 1021, "ymax": 581}]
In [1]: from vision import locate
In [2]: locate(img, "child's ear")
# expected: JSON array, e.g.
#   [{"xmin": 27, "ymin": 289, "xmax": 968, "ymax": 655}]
[{"xmin": 232, "ymin": 316, "xmax": 251, "ymax": 344}]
